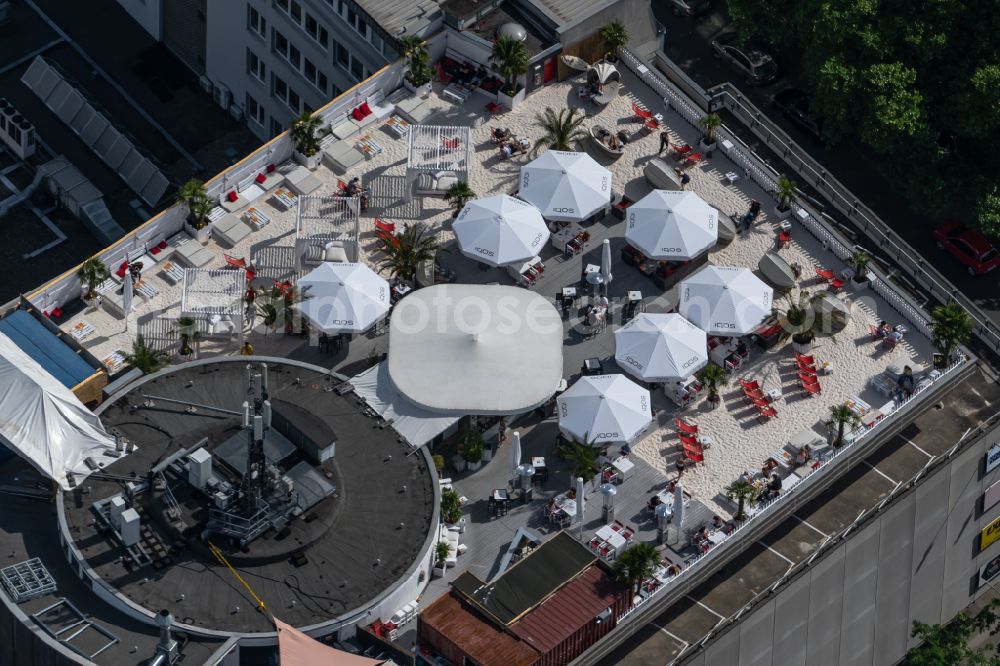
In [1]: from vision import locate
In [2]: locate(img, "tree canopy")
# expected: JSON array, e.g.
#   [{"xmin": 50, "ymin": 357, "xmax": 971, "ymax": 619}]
[{"xmin": 725, "ymin": 0, "xmax": 1000, "ymax": 229}]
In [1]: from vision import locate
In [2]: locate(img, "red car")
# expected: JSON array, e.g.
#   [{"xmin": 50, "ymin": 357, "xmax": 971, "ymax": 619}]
[{"xmin": 934, "ymin": 222, "xmax": 1000, "ymax": 276}]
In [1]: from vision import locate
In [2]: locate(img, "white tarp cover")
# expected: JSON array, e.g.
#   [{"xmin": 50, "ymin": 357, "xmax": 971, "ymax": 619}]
[
  {"xmin": 454, "ymin": 195, "xmax": 549, "ymax": 267},
  {"xmin": 556, "ymin": 374, "xmax": 652, "ymax": 444},
  {"xmin": 679, "ymin": 265, "xmax": 773, "ymax": 335},
  {"xmin": 0, "ymin": 332, "xmax": 120, "ymax": 490},
  {"xmin": 351, "ymin": 362, "xmax": 460, "ymax": 448},
  {"xmin": 625, "ymin": 190, "xmax": 719, "ymax": 260},
  {"xmin": 614, "ymin": 313, "xmax": 708, "ymax": 381},
  {"xmin": 296, "ymin": 262, "xmax": 390, "ymax": 334},
  {"xmin": 388, "ymin": 285, "xmax": 563, "ymax": 415},
  {"xmin": 519, "ymin": 151, "xmax": 612, "ymax": 222},
  {"xmin": 589, "ymin": 61, "xmax": 620, "ymax": 84}
]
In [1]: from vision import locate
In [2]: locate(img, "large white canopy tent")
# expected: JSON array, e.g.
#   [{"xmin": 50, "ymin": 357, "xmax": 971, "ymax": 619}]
[
  {"xmin": 453, "ymin": 195, "xmax": 549, "ymax": 267},
  {"xmin": 350, "ymin": 362, "xmax": 460, "ymax": 448},
  {"xmin": 519, "ymin": 151, "xmax": 612, "ymax": 222},
  {"xmin": 625, "ymin": 190, "xmax": 719, "ymax": 260},
  {"xmin": 388, "ymin": 285, "xmax": 563, "ymax": 415},
  {"xmin": 614, "ymin": 313, "xmax": 708, "ymax": 381},
  {"xmin": 295, "ymin": 262, "xmax": 390, "ymax": 334},
  {"xmin": 679, "ymin": 265, "xmax": 773, "ymax": 335},
  {"xmin": 556, "ymin": 374, "xmax": 652, "ymax": 445},
  {"xmin": 0, "ymin": 331, "xmax": 123, "ymax": 490}
]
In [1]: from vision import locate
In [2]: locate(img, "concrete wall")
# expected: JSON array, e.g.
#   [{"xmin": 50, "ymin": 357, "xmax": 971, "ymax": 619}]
[
  {"xmin": 684, "ymin": 420, "xmax": 1000, "ymax": 666},
  {"xmin": 115, "ymin": 0, "xmax": 162, "ymax": 40}
]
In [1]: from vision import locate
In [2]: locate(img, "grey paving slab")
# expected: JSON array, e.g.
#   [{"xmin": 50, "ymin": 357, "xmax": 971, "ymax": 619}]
[
  {"xmin": 688, "ymin": 543, "xmax": 790, "ymax": 617},
  {"xmin": 794, "ymin": 464, "xmax": 895, "ymax": 536},
  {"xmin": 759, "ymin": 515, "xmax": 829, "ymax": 565}
]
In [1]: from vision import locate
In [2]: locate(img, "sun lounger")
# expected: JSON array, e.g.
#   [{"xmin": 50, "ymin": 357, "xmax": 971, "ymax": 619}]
[
  {"xmin": 212, "ymin": 213, "xmax": 252, "ymax": 247},
  {"xmin": 285, "ymin": 165, "xmax": 322, "ymax": 195},
  {"xmin": 322, "ymin": 140, "xmax": 365, "ymax": 173},
  {"xmin": 396, "ymin": 96, "xmax": 434, "ymax": 124},
  {"xmin": 174, "ymin": 240, "xmax": 215, "ymax": 268}
]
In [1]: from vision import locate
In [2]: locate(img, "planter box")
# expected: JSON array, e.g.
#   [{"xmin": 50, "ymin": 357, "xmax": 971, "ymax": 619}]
[
  {"xmin": 850, "ymin": 276, "xmax": 869, "ymax": 291},
  {"xmin": 293, "ymin": 150, "xmax": 321, "ymax": 171},
  {"xmin": 499, "ymin": 87, "xmax": 526, "ymax": 111},
  {"xmin": 184, "ymin": 221, "xmax": 210, "ymax": 243},
  {"xmin": 433, "ymin": 566, "xmax": 447, "ymax": 578},
  {"xmin": 482, "ymin": 447, "xmax": 493, "ymax": 462},
  {"xmin": 404, "ymin": 79, "xmax": 432, "ymax": 98},
  {"xmin": 774, "ymin": 206, "xmax": 793, "ymax": 220},
  {"xmin": 699, "ymin": 139, "xmax": 717, "ymax": 153},
  {"xmin": 466, "ymin": 460, "xmax": 482, "ymax": 472},
  {"xmin": 451, "ymin": 455, "xmax": 467, "ymax": 473}
]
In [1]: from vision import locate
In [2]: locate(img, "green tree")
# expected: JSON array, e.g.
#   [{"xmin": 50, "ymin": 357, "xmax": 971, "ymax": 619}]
[
  {"xmin": 380, "ymin": 224, "xmax": 440, "ymax": 281},
  {"xmin": 123, "ymin": 334, "xmax": 168, "ymax": 374},
  {"xmin": 78, "ymin": 258, "xmax": 109, "ymax": 301},
  {"xmin": 858, "ymin": 62, "xmax": 928, "ymax": 154},
  {"xmin": 848, "ymin": 249, "xmax": 871, "ymax": 281},
  {"xmin": 600, "ymin": 21, "xmax": 629, "ymax": 57},
  {"xmin": 698, "ymin": 364, "xmax": 729, "ymax": 404},
  {"xmin": 444, "ymin": 181, "xmax": 476, "ymax": 217},
  {"xmin": 906, "ymin": 599, "xmax": 1000, "ymax": 666},
  {"xmin": 931, "ymin": 302, "xmax": 972, "ymax": 361},
  {"xmin": 826, "ymin": 404, "xmax": 862, "ymax": 449},
  {"xmin": 400, "ymin": 35, "xmax": 432, "ymax": 87},
  {"xmin": 490, "ymin": 36, "xmax": 529, "ymax": 95},
  {"xmin": 699, "ymin": 113, "xmax": 721, "ymax": 145},
  {"xmin": 290, "ymin": 110, "xmax": 322, "ymax": 157},
  {"xmin": 556, "ymin": 437, "xmax": 600, "ymax": 485},
  {"xmin": 534, "ymin": 107, "xmax": 587, "ymax": 151},
  {"xmin": 176, "ymin": 179, "xmax": 212, "ymax": 229},
  {"xmin": 724, "ymin": 479, "xmax": 757, "ymax": 521},
  {"xmin": 977, "ymin": 186, "xmax": 1000, "ymax": 238},
  {"xmin": 435, "ymin": 541, "xmax": 452, "ymax": 573},
  {"xmin": 612, "ymin": 543, "xmax": 660, "ymax": 596},
  {"xmin": 440, "ymin": 488, "xmax": 463, "ymax": 524},
  {"xmin": 775, "ymin": 176, "xmax": 796, "ymax": 212},
  {"xmin": 175, "ymin": 315, "xmax": 200, "ymax": 356}
]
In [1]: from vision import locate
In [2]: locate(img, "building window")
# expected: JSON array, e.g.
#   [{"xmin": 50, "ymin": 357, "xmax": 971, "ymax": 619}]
[
  {"xmin": 371, "ymin": 30, "xmax": 383, "ymax": 52},
  {"xmin": 248, "ymin": 4, "xmax": 267, "ymax": 38},
  {"xmin": 247, "ymin": 49, "xmax": 266, "ymax": 83},
  {"xmin": 351, "ymin": 56, "xmax": 363, "ymax": 80},
  {"xmin": 273, "ymin": 29, "xmax": 288, "ymax": 57},
  {"xmin": 246, "ymin": 93, "xmax": 266, "ymax": 126},
  {"xmin": 290, "ymin": 0, "xmax": 302, "ymax": 23},
  {"xmin": 275, "ymin": 0, "xmax": 289, "ymax": 11},
  {"xmin": 356, "ymin": 18, "xmax": 368, "ymax": 39},
  {"xmin": 288, "ymin": 88, "xmax": 300, "ymax": 113},
  {"xmin": 271, "ymin": 116, "xmax": 283, "ymax": 137},
  {"xmin": 319, "ymin": 72, "xmax": 328, "ymax": 94},
  {"xmin": 303, "ymin": 58, "xmax": 328, "ymax": 94},
  {"xmin": 336, "ymin": 43, "xmax": 349, "ymax": 69},
  {"xmin": 273, "ymin": 74, "xmax": 288, "ymax": 102},
  {"xmin": 305, "ymin": 14, "xmax": 329, "ymax": 49},
  {"xmin": 288, "ymin": 43, "xmax": 301, "ymax": 69}
]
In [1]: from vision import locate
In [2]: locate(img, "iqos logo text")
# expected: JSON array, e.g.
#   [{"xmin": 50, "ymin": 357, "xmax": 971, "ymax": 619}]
[
  {"xmin": 552, "ymin": 207, "xmax": 575, "ymax": 213},
  {"xmin": 474, "ymin": 247, "xmax": 495, "ymax": 257}
]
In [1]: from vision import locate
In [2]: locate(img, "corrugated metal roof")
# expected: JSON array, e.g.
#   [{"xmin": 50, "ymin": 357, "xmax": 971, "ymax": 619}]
[
  {"xmin": 356, "ymin": 0, "xmax": 440, "ymax": 36},
  {"xmin": 510, "ymin": 564, "xmax": 627, "ymax": 654},
  {"xmin": 419, "ymin": 593, "xmax": 539, "ymax": 666},
  {"xmin": 452, "ymin": 532, "xmax": 596, "ymax": 625},
  {"xmin": 522, "ymin": 0, "xmax": 617, "ymax": 30}
]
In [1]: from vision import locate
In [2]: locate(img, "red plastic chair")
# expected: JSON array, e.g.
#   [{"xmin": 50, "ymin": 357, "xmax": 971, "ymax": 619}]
[
  {"xmin": 683, "ymin": 446, "xmax": 705, "ymax": 464},
  {"xmin": 485, "ymin": 101, "xmax": 502, "ymax": 115},
  {"xmin": 757, "ymin": 406, "xmax": 778, "ymax": 422},
  {"xmin": 678, "ymin": 433, "xmax": 700, "ymax": 448},
  {"xmin": 829, "ymin": 278, "xmax": 845, "ymax": 292},
  {"xmin": 778, "ymin": 230, "xmax": 791, "ymax": 248},
  {"xmin": 739, "ymin": 378, "xmax": 760, "ymax": 391},
  {"xmin": 869, "ymin": 324, "xmax": 882, "ymax": 340},
  {"xmin": 674, "ymin": 144, "xmax": 693, "ymax": 157},
  {"xmin": 802, "ymin": 381, "xmax": 822, "ymax": 395},
  {"xmin": 882, "ymin": 336, "xmax": 898, "ymax": 351},
  {"xmin": 743, "ymin": 388, "xmax": 764, "ymax": 404},
  {"xmin": 798, "ymin": 371, "xmax": 818, "ymax": 384},
  {"xmin": 374, "ymin": 219, "xmax": 395, "ymax": 233},
  {"xmin": 685, "ymin": 152, "xmax": 703, "ymax": 165},
  {"xmin": 644, "ymin": 118, "xmax": 660, "ymax": 132},
  {"xmin": 814, "ymin": 267, "xmax": 835, "ymax": 282},
  {"xmin": 224, "ymin": 254, "xmax": 247, "ymax": 269},
  {"xmin": 632, "ymin": 103, "xmax": 653, "ymax": 121},
  {"xmin": 675, "ymin": 419, "xmax": 699, "ymax": 436},
  {"xmin": 795, "ymin": 353, "xmax": 815, "ymax": 365},
  {"xmin": 442, "ymin": 137, "xmax": 461, "ymax": 150}
]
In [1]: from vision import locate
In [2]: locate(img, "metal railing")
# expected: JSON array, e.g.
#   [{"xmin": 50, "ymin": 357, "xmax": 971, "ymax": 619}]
[{"xmin": 645, "ymin": 48, "xmax": 1000, "ymax": 355}]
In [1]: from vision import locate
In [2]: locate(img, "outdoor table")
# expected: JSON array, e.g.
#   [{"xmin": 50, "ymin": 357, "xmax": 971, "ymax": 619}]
[
  {"xmin": 584, "ymin": 264, "xmax": 601, "ymax": 277},
  {"xmin": 611, "ymin": 456, "xmax": 635, "ymax": 482},
  {"xmin": 595, "ymin": 525, "xmax": 628, "ymax": 557},
  {"xmin": 532, "ymin": 457, "xmax": 546, "ymax": 470},
  {"xmin": 384, "ymin": 115, "xmax": 411, "ymax": 138},
  {"xmin": 627, "ymin": 290, "xmax": 643, "ymax": 303},
  {"xmin": 707, "ymin": 530, "xmax": 727, "ymax": 546},
  {"xmin": 770, "ymin": 448, "xmax": 794, "ymax": 469},
  {"xmin": 551, "ymin": 223, "xmax": 585, "ymax": 252},
  {"xmin": 562, "ymin": 286, "xmax": 578, "ymax": 302},
  {"xmin": 273, "ymin": 188, "xmax": 298, "ymax": 210},
  {"xmin": 392, "ymin": 283, "xmax": 412, "ymax": 301},
  {"xmin": 862, "ymin": 400, "xmax": 895, "ymax": 426},
  {"xmin": 584, "ymin": 357, "xmax": 603, "ymax": 374},
  {"xmin": 492, "ymin": 488, "xmax": 509, "ymax": 502},
  {"xmin": 161, "ymin": 261, "xmax": 184, "ymax": 285},
  {"xmin": 665, "ymin": 375, "xmax": 700, "ymax": 406},
  {"xmin": 844, "ymin": 395, "xmax": 872, "ymax": 417},
  {"xmin": 766, "ymin": 387, "xmax": 782, "ymax": 402}
]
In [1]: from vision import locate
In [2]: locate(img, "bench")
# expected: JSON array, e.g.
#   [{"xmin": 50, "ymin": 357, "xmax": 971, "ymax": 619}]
[{"xmin": 212, "ymin": 213, "xmax": 252, "ymax": 247}]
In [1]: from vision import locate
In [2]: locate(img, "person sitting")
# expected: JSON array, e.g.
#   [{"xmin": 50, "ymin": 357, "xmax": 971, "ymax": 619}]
[
  {"xmin": 735, "ymin": 339, "xmax": 749, "ymax": 357},
  {"xmin": 767, "ymin": 473, "xmax": 782, "ymax": 498},
  {"xmin": 794, "ymin": 444, "xmax": 812, "ymax": 466},
  {"xmin": 345, "ymin": 177, "xmax": 361, "ymax": 196},
  {"xmin": 620, "ymin": 443, "xmax": 631, "ymax": 459},
  {"xmin": 490, "ymin": 127, "xmax": 510, "ymax": 143},
  {"xmin": 647, "ymin": 495, "xmax": 661, "ymax": 511},
  {"xmin": 878, "ymin": 321, "xmax": 892, "ymax": 338},
  {"xmin": 673, "ymin": 381, "xmax": 691, "ymax": 403},
  {"xmin": 896, "ymin": 365, "xmax": 915, "ymax": 400},
  {"xmin": 692, "ymin": 526, "xmax": 709, "ymax": 545},
  {"xmin": 712, "ymin": 515, "xmax": 725, "ymax": 531},
  {"xmin": 761, "ymin": 459, "xmax": 778, "ymax": 477},
  {"xmin": 608, "ymin": 133, "xmax": 620, "ymax": 151},
  {"xmin": 738, "ymin": 468, "xmax": 752, "ymax": 483}
]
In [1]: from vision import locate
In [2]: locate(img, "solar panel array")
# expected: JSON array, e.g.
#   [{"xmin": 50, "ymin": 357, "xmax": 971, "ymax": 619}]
[{"xmin": 20, "ymin": 57, "xmax": 169, "ymax": 206}]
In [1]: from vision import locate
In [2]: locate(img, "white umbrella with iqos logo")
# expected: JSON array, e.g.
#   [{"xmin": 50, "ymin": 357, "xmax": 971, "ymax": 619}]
[
  {"xmin": 519, "ymin": 150, "xmax": 612, "ymax": 222},
  {"xmin": 615, "ymin": 313, "xmax": 708, "ymax": 381},
  {"xmin": 557, "ymin": 374, "xmax": 652, "ymax": 445},
  {"xmin": 679, "ymin": 265, "xmax": 773, "ymax": 336},
  {"xmin": 453, "ymin": 195, "xmax": 549, "ymax": 267},
  {"xmin": 295, "ymin": 262, "xmax": 390, "ymax": 334},
  {"xmin": 625, "ymin": 190, "xmax": 718, "ymax": 260}
]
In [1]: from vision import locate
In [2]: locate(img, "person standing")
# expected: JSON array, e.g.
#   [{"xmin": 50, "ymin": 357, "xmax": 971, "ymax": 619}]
[{"xmin": 658, "ymin": 130, "xmax": 670, "ymax": 155}]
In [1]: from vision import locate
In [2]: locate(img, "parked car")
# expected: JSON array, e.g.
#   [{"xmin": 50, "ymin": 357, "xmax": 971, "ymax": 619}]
[
  {"xmin": 934, "ymin": 222, "xmax": 1000, "ymax": 276},
  {"xmin": 770, "ymin": 88, "xmax": 822, "ymax": 141},
  {"xmin": 710, "ymin": 32, "xmax": 778, "ymax": 85},
  {"xmin": 666, "ymin": 0, "xmax": 711, "ymax": 16}
]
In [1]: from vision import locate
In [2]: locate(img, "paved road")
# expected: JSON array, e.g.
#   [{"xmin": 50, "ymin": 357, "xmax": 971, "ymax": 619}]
[{"xmin": 650, "ymin": 2, "xmax": 1000, "ymax": 324}]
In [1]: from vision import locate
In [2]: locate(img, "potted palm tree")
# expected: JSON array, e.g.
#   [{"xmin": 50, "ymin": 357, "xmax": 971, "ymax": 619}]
[
  {"xmin": 445, "ymin": 181, "xmax": 476, "ymax": 218},
  {"xmin": 175, "ymin": 315, "xmax": 200, "ymax": 358},
  {"xmin": 255, "ymin": 297, "xmax": 279, "ymax": 340},
  {"xmin": 490, "ymin": 36, "xmax": 529, "ymax": 110},
  {"xmin": 724, "ymin": 478, "xmax": 758, "ymax": 521},
  {"xmin": 600, "ymin": 21, "xmax": 629, "ymax": 61},
  {"xmin": 123, "ymin": 334, "xmax": 168, "ymax": 374},
  {"xmin": 433, "ymin": 541, "xmax": 451, "ymax": 578},
  {"xmin": 847, "ymin": 249, "xmax": 871, "ymax": 290},
  {"xmin": 440, "ymin": 488, "xmax": 463, "ymax": 524},
  {"xmin": 432, "ymin": 454, "xmax": 445, "ymax": 477},
  {"xmin": 612, "ymin": 542, "xmax": 660, "ymax": 601},
  {"xmin": 773, "ymin": 291, "xmax": 816, "ymax": 353},
  {"xmin": 400, "ymin": 36, "xmax": 432, "ymax": 97},
  {"xmin": 290, "ymin": 111, "xmax": 323, "ymax": 170},
  {"xmin": 177, "ymin": 179, "xmax": 212, "ymax": 242},
  {"xmin": 774, "ymin": 176, "xmax": 797, "ymax": 220},
  {"xmin": 78, "ymin": 257, "xmax": 109, "ymax": 304},
  {"xmin": 698, "ymin": 364, "xmax": 729, "ymax": 408},
  {"xmin": 535, "ymin": 107, "xmax": 587, "ymax": 152},
  {"xmin": 379, "ymin": 224, "xmax": 440, "ymax": 282},
  {"xmin": 462, "ymin": 430, "xmax": 486, "ymax": 472},
  {"xmin": 557, "ymin": 437, "xmax": 600, "ymax": 489},
  {"xmin": 826, "ymin": 404, "xmax": 863, "ymax": 448},
  {"xmin": 931, "ymin": 302, "xmax": 972, "ymax": 368},
  {"xmin": 699, "ymin": 113, "xmax": 721, "ymax": 153}
]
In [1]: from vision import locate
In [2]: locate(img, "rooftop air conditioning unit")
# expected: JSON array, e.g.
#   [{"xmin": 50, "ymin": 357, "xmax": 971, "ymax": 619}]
[
  {"xmin": 595, "ymin": 607, "xmax": 612, "ymax": 625},
  {"xmin": 229, "ymin": 103, "xmax": 244, "ymax": 121},
  {"xmin": 199, "ymin": 75, "xmax": 213, "ymax": 94},
  {"xmin": 213, "ymin": 84, "xmax": 232, "ymax": 110}
]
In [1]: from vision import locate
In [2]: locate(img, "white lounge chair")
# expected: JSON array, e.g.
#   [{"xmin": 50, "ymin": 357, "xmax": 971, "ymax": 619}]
[
  {"xmin": 212, "ymin": 213, "xmax": 252, "ymax": 247},
  {"xmin": 285, "ymin": 166, "xmax": 322, "ymax": 195},
  {"xmin": 322, "ymin": 140, "xmax": 365, "ymax": 173},
  {"xmin": 174, "ymin": 241, "xmax": 215, "ymax": 268}
]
